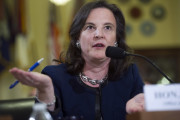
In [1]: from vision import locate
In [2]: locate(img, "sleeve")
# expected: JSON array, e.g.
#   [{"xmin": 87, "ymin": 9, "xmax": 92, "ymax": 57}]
[
  {"xmin": 130, "ymin": 64, "xmax": 144, "ymax": 98},
  {"xmin": 48, "ymin": 96, "xmax": 63, "ymax": 120},
  {"xmin": 41, "ymin": 66, "xmax": 64, "ymax": 120}
]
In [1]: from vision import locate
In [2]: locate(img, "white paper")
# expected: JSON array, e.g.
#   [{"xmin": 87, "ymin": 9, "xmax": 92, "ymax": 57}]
[{"xmin": 144, "ymin": 83, "xmax": 180, "ymax": 111}]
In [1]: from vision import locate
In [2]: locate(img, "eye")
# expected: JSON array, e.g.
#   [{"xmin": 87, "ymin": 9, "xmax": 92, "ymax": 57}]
[
  {"xmin": 86, "ymin": 25, "xmax": 95, "ymax": 30},
  {"xmin": 105, "ymin": 26, "xmax": 112, "ymax": 30}
]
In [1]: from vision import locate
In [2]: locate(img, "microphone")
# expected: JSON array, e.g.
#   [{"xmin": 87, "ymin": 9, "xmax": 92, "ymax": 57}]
[
  {"xmin": 106, "ymin": 46, "xmax": 127, "ymax": 59},
  {"xmin": 105, "ymin": 46, "xmax": 174, "ymax": 83}
]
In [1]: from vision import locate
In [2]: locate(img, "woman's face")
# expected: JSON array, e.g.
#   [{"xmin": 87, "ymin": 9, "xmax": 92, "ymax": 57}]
[{"xmin": 79, "ymin": 8, "xmax": 117, "ymax": 62}]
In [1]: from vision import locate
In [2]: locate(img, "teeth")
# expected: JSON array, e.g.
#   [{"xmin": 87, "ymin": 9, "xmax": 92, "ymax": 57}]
[
  {"xmin": 97, "ymin": 44, "xmax": 102, "ymax": 47},
  {"xmin": 94, "ymin": 44, "xmax": 103, "ymax": 47}
]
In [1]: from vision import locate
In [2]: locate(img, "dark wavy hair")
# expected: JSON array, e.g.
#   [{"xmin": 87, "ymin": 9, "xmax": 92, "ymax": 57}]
[{"xmin": 58, "ymin": 1, "xmax": 133, "ymax": 80}]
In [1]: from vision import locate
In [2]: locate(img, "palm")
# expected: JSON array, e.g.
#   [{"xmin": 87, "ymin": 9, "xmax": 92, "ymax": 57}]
[{"xmin": 9, "ymin": 68, "xmax": 51, "ymax": 89}]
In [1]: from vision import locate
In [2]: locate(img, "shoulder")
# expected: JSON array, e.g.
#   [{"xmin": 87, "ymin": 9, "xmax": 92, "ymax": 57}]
[
  {"xmin": 124, "ymin": 63, "xmax": 139, "ymax": 75},
  {"xmin": 121, "ymin": 63, "xmax": 142, "ymax": 81},
  {"xmin": 41, "ymin": 63, "xmax": 67, "ymax": 75},
  {"xmin": 126, "ymin": 63, "xmax": 144, "ymax": 85}
]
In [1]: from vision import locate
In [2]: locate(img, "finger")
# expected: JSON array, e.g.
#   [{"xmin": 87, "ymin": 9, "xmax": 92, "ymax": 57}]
[
  {"xmin": 24, "ymin": 72, "xmax": 41, "ymax": 85},
  {"xmin": 27, "ymin": 72, "xmax": 52, "ymax": 88},
  {"xmin": 10, "ymin": 68, "xmax": 26, "ymax": 81},
  {"xmin": 19, "ymin": 72, "xmax": 33, "ymax": 85},
  {"xmin": 130, "ymin": 105, "xmax": 144, "ymax": 114},
  {"xmin": 134, "ymin": 94, "xmax": 144, "ymax": 103},
  {"xmin": 10, "ymin": 68, "xmax": 35, "ymax": 86}
]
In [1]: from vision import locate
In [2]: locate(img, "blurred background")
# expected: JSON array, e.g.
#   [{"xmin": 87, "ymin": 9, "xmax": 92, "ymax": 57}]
[{"xmin": 0, "ymin": 0, "xmax": 179, "ymax": 100}]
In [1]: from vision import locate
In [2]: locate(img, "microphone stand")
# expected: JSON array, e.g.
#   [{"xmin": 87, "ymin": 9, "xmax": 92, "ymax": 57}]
[{"xmin": 126, "ymin": 52, "xmax": 174, "ymax": 83}]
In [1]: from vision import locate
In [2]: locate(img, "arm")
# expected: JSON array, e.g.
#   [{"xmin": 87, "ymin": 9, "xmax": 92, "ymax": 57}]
[
  {"xmin": 9, "ymin": 67, "xmax": 55, "ymax": 111},
  {"xmin": 126, "ymin": 64, "xmax": 145, "ymax": 114}
]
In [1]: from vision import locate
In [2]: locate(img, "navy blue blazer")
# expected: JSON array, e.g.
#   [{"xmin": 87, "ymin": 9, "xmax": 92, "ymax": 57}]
[{"xmin": 42, "ymin": 63, "xmax": 144, "ymax": 120}]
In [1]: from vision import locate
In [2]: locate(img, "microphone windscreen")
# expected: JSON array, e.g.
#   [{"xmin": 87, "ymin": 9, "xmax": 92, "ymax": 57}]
[{"xmin": 105, "ymin": 46, "xmax": 126, "ymax": 59}]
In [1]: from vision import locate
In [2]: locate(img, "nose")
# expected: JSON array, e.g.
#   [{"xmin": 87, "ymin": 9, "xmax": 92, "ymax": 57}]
[{"xmin": 94, "ymin": 28, "xmax": 104, "ymax": 39}]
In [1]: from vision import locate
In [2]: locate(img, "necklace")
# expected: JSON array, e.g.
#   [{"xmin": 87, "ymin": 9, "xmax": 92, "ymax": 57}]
[{"xmin": 79, "ymin": 72, "xmax": 108, "ymax": 85}]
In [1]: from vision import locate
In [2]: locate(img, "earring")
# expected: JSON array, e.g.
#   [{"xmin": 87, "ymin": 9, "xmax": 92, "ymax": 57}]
[
  {"xmin": 114, "ymin": 42, "xmax": 118, "ymax": 47},
  {"xmin": 76, "ymin": 41, "xmax": 80, "ymax": 49}
]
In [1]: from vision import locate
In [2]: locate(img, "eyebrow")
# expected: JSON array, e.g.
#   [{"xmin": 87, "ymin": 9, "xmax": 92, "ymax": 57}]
[
  {"xmin": 84, "ymin": 22, "xmax": 95, "ymax": 26},
  {"xmin": 104, "ymin": 22, "xmax": 115, "ymax": 27},
  {"xmin": 85, "ymin": 22, "xmax": 115, "ymax": 27}
]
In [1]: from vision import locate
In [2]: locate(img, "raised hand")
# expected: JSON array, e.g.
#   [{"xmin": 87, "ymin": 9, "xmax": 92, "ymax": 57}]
[
  {"xmin": 9, "ymin": 67, "xmax": 52, "ymax": 90},
  {"xmin": 9, "ymin": 67, "xmax": 55, "ymax": 111}
]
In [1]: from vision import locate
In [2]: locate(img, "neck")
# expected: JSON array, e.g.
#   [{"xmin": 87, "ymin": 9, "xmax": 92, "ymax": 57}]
[{"xmin": 83, "ymin": 58, "xmax": 110, "ymax": 80}]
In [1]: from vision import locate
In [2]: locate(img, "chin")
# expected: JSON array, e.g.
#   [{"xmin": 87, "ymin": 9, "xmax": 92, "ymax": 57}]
[{"xmin": 94, "ymin": 56, "xmax": 107, "ymax": 61}]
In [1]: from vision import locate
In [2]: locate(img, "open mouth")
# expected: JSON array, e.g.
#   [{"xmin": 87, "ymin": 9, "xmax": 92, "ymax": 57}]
[{"xmin": 92, "ymin": 43, "xmax": 105, "ymax": 47}]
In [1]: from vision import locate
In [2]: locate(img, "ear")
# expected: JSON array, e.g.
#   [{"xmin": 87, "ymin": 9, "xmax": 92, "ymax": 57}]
[
  {"xmin": 76, "ymin": 40, "xmax": 81, "ymax": 49},
  {"xmin": 114, "ymin": 42, "xmax": 118, "ymax": 47}
]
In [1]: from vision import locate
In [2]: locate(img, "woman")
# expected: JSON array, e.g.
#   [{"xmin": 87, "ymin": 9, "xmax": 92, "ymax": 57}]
[{"xmin": 10, "ymin": 1, "xmax": 144, "ymax": 120}]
